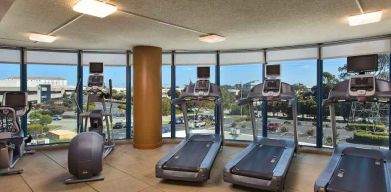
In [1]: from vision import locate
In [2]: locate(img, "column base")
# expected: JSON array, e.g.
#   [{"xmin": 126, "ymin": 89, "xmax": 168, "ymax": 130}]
[{"xmin": 133, "ymin": 141, "xmax": 162, "ymax": 149}]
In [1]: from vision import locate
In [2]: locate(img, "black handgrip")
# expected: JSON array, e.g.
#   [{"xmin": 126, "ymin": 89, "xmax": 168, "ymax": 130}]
[
  {"xmin": 26, "ymin": 102, "xmax": 33, "ymax": 114},
  {"xmin": 109, "ymin": 79, "xmax": 113, "ymax": 98}
]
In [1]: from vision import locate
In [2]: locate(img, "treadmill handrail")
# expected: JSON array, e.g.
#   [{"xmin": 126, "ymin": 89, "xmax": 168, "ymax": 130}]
[{"xmin": 237, "ymin": 81, "xmax": 298, "ymax": 147}]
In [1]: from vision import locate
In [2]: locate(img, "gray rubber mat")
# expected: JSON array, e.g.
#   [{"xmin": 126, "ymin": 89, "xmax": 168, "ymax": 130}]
[
  {"xmin": 163, "ymin": 140, "xmax": 213, "ymax": 172},
  {"xmin": 327, "ymin": 155, "xmax": 386, "ymax": 192},
  {"xmin": 231, "ymin": 145, "xmax": 285, "ymax": 180}
]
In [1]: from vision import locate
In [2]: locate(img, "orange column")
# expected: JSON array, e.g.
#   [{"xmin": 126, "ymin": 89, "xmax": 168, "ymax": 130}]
[{"xmin": 133, "ymin": 46, "xmax": 162, "ymax": 149}]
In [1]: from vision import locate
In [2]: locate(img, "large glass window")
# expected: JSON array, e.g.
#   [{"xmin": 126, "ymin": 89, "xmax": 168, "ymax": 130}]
[
  {"xmin": 83, "ymin": 65, "xmax": 127, "ymax": 140},
  {"xmin": 0, "ymin": 49, "xmax": 20, "ymax": 102},
  {"xmin": 221, "ymin": 64, "xmax": 263, "ymax": 140},
  {"xmin": 162, "ymin": 64, "xmax": 171, "ymax": 137},
  {"xmin": 175, "ymin": 64, "xmax": 216, "ymax": 137},
  {"xmin": 323, "ymin": 54, "xmax": 390, "ymax": 147},
  {"xmin": 0, "ymin": 63, "xmax": 20, "ymax": 98},
  {"xmin": 266, "ymin": 60, "xmax": 318, "ymax": 146},
  {"xmin": 27, "ymin": 64, "xmax": 78, "ymax": 144}
]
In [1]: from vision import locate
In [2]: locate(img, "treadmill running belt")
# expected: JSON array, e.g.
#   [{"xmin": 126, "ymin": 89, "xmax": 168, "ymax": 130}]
[
  {"xmin": 163, "ymin": 140, "xmax": 213, "ymax": 172},
  {"xmin": 327, "ymin": 155, "xmax": 386, "ymax": 192},
  {"xmin": 231, "ymin": 145, "xmax": 284, "ymax": 180}
]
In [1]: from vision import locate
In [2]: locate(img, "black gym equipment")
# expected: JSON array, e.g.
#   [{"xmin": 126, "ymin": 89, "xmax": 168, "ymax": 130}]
[
  {"xmin": 65, "ymin": 62, "xmax": 114, "ymax": 184},
  {"xmin": 314, "ymin": 54, "xmax": 391, "ymax": 192},
  {"xmin": 156, "ymin": 66, "xmax": 224, "ymax": 182},
  {"xmin": 223, "ymin": 64, "xmax": 298, "ymax": 192},
  {"xmin": 0, "ymin": 91, "xmax": 33, "ymax": 175}
]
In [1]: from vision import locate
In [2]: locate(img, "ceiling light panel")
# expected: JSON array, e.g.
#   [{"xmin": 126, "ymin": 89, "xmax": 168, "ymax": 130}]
[
  {"xmin": 29, "ymin": 33, "xmax": 57, "ymax": 43},
  {"xmin": 348, "ymin": 11, "xmax": 383, "ymax": 26},
  {"xmin": 198, "ymin": 34, "xmax": 226, "ymax": 43},
  {"xmin": 73, "ymin": 0, "xmax": 117, "ymax": 18}
]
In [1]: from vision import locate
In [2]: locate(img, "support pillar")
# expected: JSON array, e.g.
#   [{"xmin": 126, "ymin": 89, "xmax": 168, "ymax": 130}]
[{"xmin": 133, "ymin": 46, "xmax": 162, "ymax": 149}]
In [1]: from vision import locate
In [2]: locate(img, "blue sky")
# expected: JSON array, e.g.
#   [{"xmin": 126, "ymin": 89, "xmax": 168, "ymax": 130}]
[{"xmin": 0, "ymin": 58, "xmax": 346, "ymax": 88}]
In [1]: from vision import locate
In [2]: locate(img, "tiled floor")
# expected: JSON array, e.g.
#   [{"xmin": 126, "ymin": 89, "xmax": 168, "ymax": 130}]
[{"xmin": 0, "ymin": 144, "xmax": 330, "ymax": 192}]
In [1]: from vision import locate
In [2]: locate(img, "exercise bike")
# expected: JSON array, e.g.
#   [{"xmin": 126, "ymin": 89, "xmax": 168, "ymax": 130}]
[{"xmin": 0, "ymin": 92, "xmax": 33, "ymax": 175}]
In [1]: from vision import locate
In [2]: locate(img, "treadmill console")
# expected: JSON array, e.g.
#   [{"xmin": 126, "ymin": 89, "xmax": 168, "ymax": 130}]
[
  {"xmin": 262, "ymin": 64, "xmax": 282, "ymax": 97},
  {"xmin": 194, "ymin": 80, "xmax": 210, "ymax": 96},
  {"xmin": 347, "ymin": 55, "xmax": 378, "ymax": 98},
  {"xmin": 348, "ymin": 74, "xmax": 375, "ymax": 97},
  {"xmin": 262, "ymin": 79, "xmax": 281, "ymax": 97}
]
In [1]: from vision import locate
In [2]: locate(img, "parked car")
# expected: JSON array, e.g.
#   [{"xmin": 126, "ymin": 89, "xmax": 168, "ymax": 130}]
[
  {"xmin": 194, "ymin": 120, "xmax": 206, "ymax": 128},
  {"xmin": 268, "ymin": 123, "xmax": 280, "ymax": 132},
  {"xmin": 52, "ymin": 115, "xmax": 63, "ymax": 121},
  {"xmin": 162, "ymin": 127, "xmax": 170, "ymax": 133},
  {"xmin": 113, "ymin": 122, "xmax": 125, "ymax": 129},
  {"xmin": 176, "ymin": 117, "xmax": 184, "ymax": 124}
]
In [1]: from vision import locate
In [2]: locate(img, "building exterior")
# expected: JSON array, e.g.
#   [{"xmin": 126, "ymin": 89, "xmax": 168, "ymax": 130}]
[{"xmin": 0, "ymin": 77, "xmax": 74, "ymax": 103}]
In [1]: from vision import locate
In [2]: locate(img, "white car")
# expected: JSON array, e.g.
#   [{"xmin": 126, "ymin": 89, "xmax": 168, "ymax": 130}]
[
  {"xmin": 194, "ymin": 121, "xmax": 206, "ymax": 128},
  {"xmin": 52, "ymin": 115, "xmax": 63, "ymax": 121}
]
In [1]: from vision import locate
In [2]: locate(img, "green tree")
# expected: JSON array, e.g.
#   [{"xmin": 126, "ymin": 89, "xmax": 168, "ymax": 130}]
[
  {"xmin": 113, "ymin": 91, "xmax": 126, "ymax": 101},
  {"xmin": 28, "ymin": 123, "xmax": 44, "ymax": 137},
  {"xmin": 118, "ymin": 103, "xmax": 126, "ymax": 112},
  {"xmin": 162, "ymin": 97, "xmax": 171, "ymax": 116},
  {"xmin": 29, "ymin": 112, "xmax": 52, "ymax": 125}
]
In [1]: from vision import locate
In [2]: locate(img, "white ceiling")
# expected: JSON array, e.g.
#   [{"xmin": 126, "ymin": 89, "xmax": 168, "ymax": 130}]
[{"xmin": 0, "ymin": 0, "xmax": 390, "ymax": 51}]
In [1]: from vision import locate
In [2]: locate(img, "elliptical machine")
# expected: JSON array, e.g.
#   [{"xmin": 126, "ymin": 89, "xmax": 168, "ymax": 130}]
[
  {"xmin": 0, "ymin": 92, "xmax": 32, "ymax": 175},
  {"xmin": 65, "ymin": 62, "xmax": 114, "ymax": 184}
]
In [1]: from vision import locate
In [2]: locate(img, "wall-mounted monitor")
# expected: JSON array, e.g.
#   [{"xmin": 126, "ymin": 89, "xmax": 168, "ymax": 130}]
[
  {"xmin": 347, "ymin": 54, "xmax": 378, "ymax": 73},
  {"xmin": 89, "ymin": 62, "xmax": 104, "ymax": 74},
  {"xmin": 197, "ymin": 67, "xmax": 210, "ymax": 79},
  {"xmin": 266, "ymin": 64, "xmax": 280, "ymax": 77}
]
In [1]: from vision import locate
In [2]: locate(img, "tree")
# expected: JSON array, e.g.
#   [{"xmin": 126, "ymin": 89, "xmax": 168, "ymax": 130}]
[
  {"xmin": 28, "ymin": 123, "xmax": 44, "ymax": 137},
  {"xmin": 29, "ymin": 112, "xmax": 51, "ymax": 125},
  {"xmin": 112, "ymin": 91, "xmax": 126, "ymax": 101},
  {"xmin": 118, "ymin": 103, "xmax": 126, "ymax": 112},
  {"xmin": 162, "ymin": 98, "xmax": 171, "ymax": 116}
]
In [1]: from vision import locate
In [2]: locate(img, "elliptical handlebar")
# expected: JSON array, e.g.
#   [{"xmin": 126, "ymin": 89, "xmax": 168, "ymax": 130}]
[{"xmin": 26, "ymin": 102, "xmax": 32, "ymax": 114}]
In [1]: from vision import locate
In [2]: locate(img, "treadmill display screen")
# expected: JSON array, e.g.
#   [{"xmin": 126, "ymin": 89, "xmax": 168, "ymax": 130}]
[
  {"xmin": 90, "ymin": 62, "xmax": 104, "ymax": 74},
  {"xmin": 197, "ymin": 67, "xmax": 210, "ymax": 79},
  {"xmin": 263, "ymin": 79, "xmax": 281, "ymax": 92},
  {"xmin": 347, "ymin": 55, "xmax": 378, "ymax": 73},
  {"xmin": 266, "ymin": 65, "xmax": 280, "ymax": 76},
  {"xmin": 350, "ymin": 76, "xmax": 374, "ymax": 91}
]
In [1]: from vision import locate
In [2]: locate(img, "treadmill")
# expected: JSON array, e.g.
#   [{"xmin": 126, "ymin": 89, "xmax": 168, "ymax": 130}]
[
  {"xmin": 224, "ymin": 64, "xmax": 298, "ymax": 192},
  {"xmin": 315, "ymin": 54, "xmax": 391, "ymax": 192},
  {"xmin": 155, "ymin": 66, "xmax": 224, "ymax": 182}
]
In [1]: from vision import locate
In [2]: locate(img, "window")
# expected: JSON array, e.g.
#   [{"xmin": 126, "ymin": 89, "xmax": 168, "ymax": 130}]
[
  {"xmin": 323, "ymin": 54, "xmax": 390, "ymax": 147},
  {"xmin": 162, "ymin": 63, "xmax": 171, "ymax": 137},
  {"xmin": 265, "ymin": 60, "xmax": 317, "ymax": 146},
  {"xmin": 82, "ymin": 53, "xmax": 127, "ymax": 140},
  {"xmin": 0, "ymin": 49, "xmax": 20, "ymax": 103},
  {"xmin": 27, "ymin": 63, "xmax": 78, "ymax": 144},
  {"xmin": 0, "ymin": 63, "xmax": 20, "ymax": 96},
  {"xmin": 175, "ymin": 53, "xmax": 216, "ymax": 137},
  {"xmin": 221, "ymin": 64, "xmax": 263, "ymax": 140},
  {"xmin": 82, "ymin": 65, "xmax": 127, "ymax": 140}
]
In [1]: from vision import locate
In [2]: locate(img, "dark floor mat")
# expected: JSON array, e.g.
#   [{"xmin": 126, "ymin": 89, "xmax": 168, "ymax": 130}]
[
  {"xmin": 327, "ymin": 155, "xmax": 386, "ymax": 192},
  {"xmin": 231, "ymin": 145, "xmax": 285, "ymax": 180},
  {"xmin": 163, "ymin": 140, "xmax": 213, "ymax": 172}
]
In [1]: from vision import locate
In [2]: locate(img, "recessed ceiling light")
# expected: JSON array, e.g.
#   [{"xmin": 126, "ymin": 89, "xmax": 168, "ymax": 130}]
[
  {"xmin": 198, "ymin": 34, "xmax": 226, "ymax": 43},
  {"xmin": 73, "ymin": 0, "xmax": 117, "ymax": 18},
  {"xmin": 348, "ymin": 11, "xmax": 383, "ymax": 26},
  {"xmin": 29, "ymin": 33, "xmax": 56, "ymax": 43}
]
